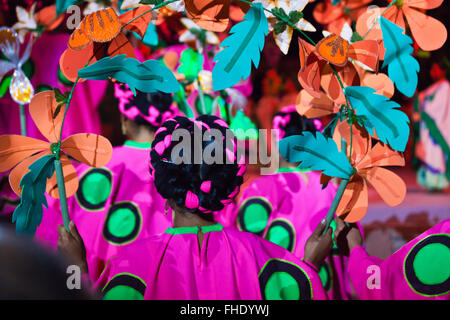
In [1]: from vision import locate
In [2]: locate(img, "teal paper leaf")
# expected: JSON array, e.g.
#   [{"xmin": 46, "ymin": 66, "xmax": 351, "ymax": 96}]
[
  {"xmin": 212, "ymin": 3, "xmax": 268, "ymax": 91},
  {"xmin": 13, "ymin": 155, "xmax": 55, "ymax": 235},
  {"xmin": 380, "ymin": 17, "xmax": 419, "ymax": 97},
  {"xmin": 78, "ymin": 55, "xmax": 180, "ymax": 94},
  {"xmin": 279, "ymin": 131, "xmax": 354, "ymax": 179},
  {"xmin": 55, "ymin": 0, "xmax": 79, "ymax": 15},
  {"xmin": 133, "ymin": 23, "xmax": 159, "ymax": 47},
  {"xmin": 177, "ymin": 48, "xmax": 204, "ymax": 81},
  {"xmin": 344, "ymin": 86, "xmax": 410, "ymax": 152}
]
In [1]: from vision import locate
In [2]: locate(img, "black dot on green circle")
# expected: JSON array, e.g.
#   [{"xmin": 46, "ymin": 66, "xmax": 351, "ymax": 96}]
[
  {"xmin": 103, "ymin": 202, "xmax": 141, "ymax": 245},
  {"xmin": 404, "ymin": 234, "xmax": 450, "ymax": 297},
  {"xmin": 259, "ymin": 259, "xmax": 312, "ymax": 300},
  {"xmin": 76, "ymin": 168, "xmax": 112, "ymax": 211},
  {"xmin": 238, "ymin": 198, "xmax": 272, "ymax": 236},
  {"xmin": 265, "ymin": 220, "xmax": 295, "ymax": 252},
  {"xmin": 318, "ymin": 261, "xmax": 332, "ymax": 292},
  {"xmin": 102, "ymin": 273, "xmax": 146, "ymax": 300}
]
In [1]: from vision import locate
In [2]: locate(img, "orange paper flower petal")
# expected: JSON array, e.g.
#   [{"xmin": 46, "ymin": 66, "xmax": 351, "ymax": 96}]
[
  {"xmin": 68, "ymin": 26, "xmax": 92, "ymax": 50},
  {"xmin": 0, "ymin": 135, "xmax": 49, "ymax": 172},
  {"xmin": 61, "ymin": 133, "xmax": 112, "ymax": 167},
  {"xmin": 336, "ymin": 175, "xmax": 368, "ymax": 222},
  {"xmin": 46, "ymin": 154, "xmax": 79, "ymax": 199},
  {"xmin": 333, "ymin": 121, "xmax": 371, "ymax": 165},
  {"xmin": 405, "ymin": 0, "xmax": 443, "ymax": 9},
  {"xmin": 59, "ymin": 43, "xmax": 98, "ymax": 82},
  {"xmin": 362, "ymin": 166, "xmax": 406, "ymax": 206},
  {"xmin": 296, "ymin": 89, "xmax": 337, "ymax": 118},
  {"xmin": 184, "ymin": 0, "xmax": 230, "ymax": 32},
  {"xmin": 298, "ymin": 37, "xmax": 307, "ymax": 73},
  {"xmin": 316, "ymin": 34, "xmax": 349, "ymax": 67},
  {"xmin": 321, "ymin": 63, "xmax": 360, "ymax": 105},
  {"xmin": 402, "ymin": 6, "xmax": 447, "ymax": 51},
  {"xmin": 298, "ymin": 41, "xmax": 326, "ymax": 98},
  {"xmin": 29, "ymin": 91, "xmax": 64, "ymax": 144},
  {"xmin": 35, "ymin": 4, "xmax": 64, "ymax": 31},
  {"xmin": 357, "ymin": 141, "xmax": 405, "ymax": 169},
  {"xmin": 163, "ymin": 51, "xmax": 180, "ymax": 71},
  {"xmin": 82, "ymin": 8, "xmax": 121, "ymax": 43},
  {"xmin": 348, "ymin": 40, "xmax": 379, "ymax": 71},
  {"xmin": 9, "ymin": 150, "xmax": 51, "ymax": 197},
  {"xmin": 361, "ymin": 72, "xmax": 395, "ymax": 98},
  {"xmin": 107, "ymin": 32, "xmax": 136, "ymax": 58},
  {"xmin": 356, "ymin": 7, "xmax": 384, "ymax": 41},
  {"xmin": 313, "ymin": 1, "xmax": 344, "ymax": 25},
  {"xmin": 119, "ymin": 5, "xmax": 153, "ymax": 37}
]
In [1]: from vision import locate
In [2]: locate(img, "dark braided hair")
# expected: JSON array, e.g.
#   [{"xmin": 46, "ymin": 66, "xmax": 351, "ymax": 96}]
[
  {"xmin": 114, "ymin": 83, "xmax": 176, "ymax": 132},
  {"xmin": 149, "ymin": 115, "xmax": 245, "ymax": 214},
  {"xmin": 272, "ymin": 106, "xmax": 318, "ymax": 139}
]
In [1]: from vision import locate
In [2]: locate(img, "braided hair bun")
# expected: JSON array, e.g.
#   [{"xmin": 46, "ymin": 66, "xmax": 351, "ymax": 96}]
[
  {"xmin": 114, "ymin": 83, "xmax": 177, "ymax": 132},
  {"xmin": 272, "ymin": 106, "xmax": 318, "ymax": 139},
  {"xmin": 150, "ymin": 115, "xmax": 245, "ymax": 214}
]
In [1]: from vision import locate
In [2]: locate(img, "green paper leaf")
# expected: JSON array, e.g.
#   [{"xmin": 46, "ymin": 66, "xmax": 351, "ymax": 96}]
[
  {"xmin": 271, "ymin": 7, "xmax": 289, "ymax": 20},
  {"xmin": 288, "ymin": 11, "xmax": 303, "ymax": 24},
  {"xmin": 274, "ymin": 21, "xmax": 287, "ymax": 35},
  {"xmin": 173, "ymin": 84, "xmax": 194, "ymax": 118},
  {"xmin": 279, "ymin": 131, "xmax": 354, "ymax": 179},
  {"xmin": 0, "ymin": 75, "xmax": 11, "ymax": 98},
  {"xmin": 344, "ymin": 86, "xmax": 410, "ymax": 152},
  {"xmin": 177, "ymin": 48, "xmax": 204, "ymax": 80},
  {"xmin": 351, "ymin": 31, "xmax": 363, "ymax": 43},
  {"xmin": 13, "ymin": 154, "xmax": 55, "ymax": 235},
  {"xmin": 78, "ymin": 55, "xmax": 180, "ymax": 94}
]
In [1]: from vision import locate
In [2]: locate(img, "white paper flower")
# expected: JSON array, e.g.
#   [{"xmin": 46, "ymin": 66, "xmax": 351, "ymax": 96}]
[
  {"xmin": 12, "ymin": 3, "xmax": 38, "ymax": 43},
  {"xmin": 254, "ymin": 0, "xmax": 316, "ymax": 54}
]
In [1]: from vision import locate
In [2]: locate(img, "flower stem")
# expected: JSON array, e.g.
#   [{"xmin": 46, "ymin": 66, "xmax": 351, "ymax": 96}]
[
  {"xmin": 54, "ymin": 159, "xmax": 70, "ymax": 231},
  {"xmin": 19, "ymin": 104, "xmax": 27, "ymax": 136},
  {"xmin": 322, "ymin": 178, "xmax": 349, "ymax": 234}
]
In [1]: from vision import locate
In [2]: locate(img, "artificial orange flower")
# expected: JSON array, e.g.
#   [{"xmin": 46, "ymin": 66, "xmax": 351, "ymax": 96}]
[
  {"xmin": 60, "ymin": 7, "xmax": 137, "ymax": 82},
  {"xmin": 297, "ymin": 36, "xmax": 378, "ymax": 105},
  {"xmin": 356, "ymin": 0, "xmax": 447, "ymax": 51},
  {"xmin": 0, "ymin": 91, "xmax": 112, "ymax": 199},
  {"xmin": 331, "ymin": 121, "xmax": 406, "ymax": 222},
  {"xmin": 313, "ymin": 0, "xmax": 372, "ymax": 35},
  {"xmin": 184, "ymin": 0, "xmax": 231, "ymax": 32}
]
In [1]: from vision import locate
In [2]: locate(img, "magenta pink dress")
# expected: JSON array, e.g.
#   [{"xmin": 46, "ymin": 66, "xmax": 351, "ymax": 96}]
[
  {"xmin": 96, "ymin": 224, "xmax": 328, "ymax": 300},
  {"xmin": 348, "ymin": 219, "xmax": 450, "ymax": 300},
  {"xmin": 230, "ymin": 168, "xmax": 353, "ymax": 299},
  {"xmin": 35, "ymin": 141, "xmax": 171, "ymax": 281}
]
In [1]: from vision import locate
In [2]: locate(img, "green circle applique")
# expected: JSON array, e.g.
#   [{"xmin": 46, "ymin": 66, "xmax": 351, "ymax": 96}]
[
  {"xmin": 102, "ymin": 273, "xmax": 146, "ymax": 300},
  {"xmin": 238, "ymin": 198, "xmax": 272, "ymax": 236},
  {"xmin": 265, "ymin": 271, "xmax": 300, "ymax": 300},
  {"xmin": 76, "ymin": 168, "xmax": 112, "ymax": 211},
  {"xmin": 318, "ymin": 261, "xmax": 332, "ymax": 292},
  {"xmin": 404, "ymin": 234, "xmax": 450, "ymax": 297},
  {"xmin": 103, "ymin": 202, "xmax": 142, "ymax": 245},
  {"xmin": 265, "ymin": 220, "xmax": 295, "ymax": 252},
  {"xmin": 413, "ymin": 243, "xmax": 450, "ymax": 285},
  {"xmin": 259, "ymin": 259, "xmax": 312, "ymax": 300}
]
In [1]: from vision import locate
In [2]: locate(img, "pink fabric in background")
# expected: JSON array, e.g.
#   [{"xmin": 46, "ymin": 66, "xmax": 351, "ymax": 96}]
[{"xmin": 348, "ymin": 219, "xmax": 450, "ymax": 300}]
